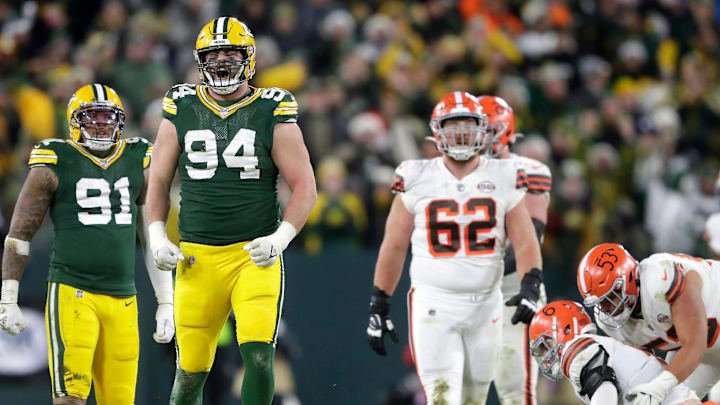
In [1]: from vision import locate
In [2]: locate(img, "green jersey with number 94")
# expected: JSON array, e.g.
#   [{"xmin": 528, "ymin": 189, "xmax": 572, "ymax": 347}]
[
  {"xmin": 27, "ymin": 137, "xmax": 152, "ymax": 296},
  {"xmin": 161, "ymin": 84, "xmax": 298, "ymax": 245}
]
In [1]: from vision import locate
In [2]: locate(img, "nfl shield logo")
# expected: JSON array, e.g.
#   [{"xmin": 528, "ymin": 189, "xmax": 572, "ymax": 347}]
[
  {"xmin": 188, "ymin": 256, "xmax": 196, "ymax": 265},
  {"xmin": 76, "ymin": 290, "xmax": 83, "ymax": 298}
]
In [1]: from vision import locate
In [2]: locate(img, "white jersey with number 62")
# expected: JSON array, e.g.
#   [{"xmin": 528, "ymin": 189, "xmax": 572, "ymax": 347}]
[{"xmin": 392, "ymin": 156, "xmax": 526, "ymax": 294}]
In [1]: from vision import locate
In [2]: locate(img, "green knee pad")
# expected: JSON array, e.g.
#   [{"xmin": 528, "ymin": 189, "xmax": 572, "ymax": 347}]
[
  {"xmin": 169, "ymin": 369, "xmax": 209, "ymax": 405},
  {"xmin": 240, "ymin": 342, "xmax": 275, "ymax": 405}
]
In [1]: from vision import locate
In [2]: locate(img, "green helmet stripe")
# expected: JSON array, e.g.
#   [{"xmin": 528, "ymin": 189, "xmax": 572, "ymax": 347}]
[
  {"xmin": 91, "ymin": 83, "xmax": 100, "ymax": 100},
  {"xmin": 221, "ymin": 17, "xmax": 229, "ymax": 39}
]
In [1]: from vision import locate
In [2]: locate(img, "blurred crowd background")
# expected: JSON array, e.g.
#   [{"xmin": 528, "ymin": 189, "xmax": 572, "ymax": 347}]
[{"xmin": 1, "ymin": 0, "xmax": 720, "ymax": 404}]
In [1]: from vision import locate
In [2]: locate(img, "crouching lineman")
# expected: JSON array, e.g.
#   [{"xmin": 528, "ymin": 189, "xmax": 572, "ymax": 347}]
[
  {"xmin": 478, "ymin": 95, "xmax": 551, "ymax": 405},
  {"xmin": 578, "ymin": 244, "xmax": 720, "ymax": 403},
  {"xmin": 529, "ymin": 300, "xmax": 704, "ymax": 405},
  {"xmin": 366, "ymin": 91, "xmax": 543, "ymax": 404},
  {"xmin": 0, "ymin": 84, "xmax": 174, "ymax": 404}
]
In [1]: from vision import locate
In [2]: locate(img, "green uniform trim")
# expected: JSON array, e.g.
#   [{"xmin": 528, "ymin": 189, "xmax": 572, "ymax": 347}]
[{"xmin": 48, "ymin": 282, "xmax": 67, "ymax": 396}]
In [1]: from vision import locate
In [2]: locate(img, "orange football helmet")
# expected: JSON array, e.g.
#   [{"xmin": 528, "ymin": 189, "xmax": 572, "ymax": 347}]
[
  {"xmin": 428, "ymin": 91, "xmax": 488, "ymax": 161},
  {"xmin": 529, "ymin": 300, "xmax": 596, "ymax": 379},
  {"xmin": 577, "ymin": 243, "xmax": 639, "ymax": 328},
  {"xmin": 477, "ymin": 95, "xmax": 515, "ymax": 157}
]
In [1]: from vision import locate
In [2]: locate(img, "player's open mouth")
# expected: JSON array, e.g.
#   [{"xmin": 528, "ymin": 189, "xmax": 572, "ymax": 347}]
[{"xmin": 217, "ymin": 68, "xmax": 230, "ymax": 80}]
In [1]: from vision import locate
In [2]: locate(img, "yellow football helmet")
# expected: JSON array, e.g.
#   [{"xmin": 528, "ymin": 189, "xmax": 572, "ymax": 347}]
[
  {"xmin": 67, "ymin": 84, "xmax": 125, "ymax": 152},
  {"xmin": 194, "ymin": 17, "xmax": 256, "ymax": 95}
]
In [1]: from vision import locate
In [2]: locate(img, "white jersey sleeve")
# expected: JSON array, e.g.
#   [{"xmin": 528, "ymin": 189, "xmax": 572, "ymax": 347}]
[
  {"xmin": 511, "ymin": 153, "xmax": 552, "ymax": 199},
  {"xmin": 562, "ymin": 335, "xmax": 606, "ymax": 404},
  {"xmin": 391, "ymin": 159, "xmax": 433, "ymax": 215}
]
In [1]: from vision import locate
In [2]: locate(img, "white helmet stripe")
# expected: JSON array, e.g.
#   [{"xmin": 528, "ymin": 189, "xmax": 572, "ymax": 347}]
[
  {"xmin": 215, "ymin": 17, "xmax": 227, "ymax": 40},
  {"xmin": 578, "ymin": 252, "xmax": 589, "ymax": 293},
  {"xmin": 552, "ymin": 315, "xmax": 558, "ymax": 341},
  {"xmin": 454, "ymin": 91, "xmax": 463, "ymax": 106},
  {"xmin": 94, "ymin": 84, "xmax": 105, "ymax": 101}
]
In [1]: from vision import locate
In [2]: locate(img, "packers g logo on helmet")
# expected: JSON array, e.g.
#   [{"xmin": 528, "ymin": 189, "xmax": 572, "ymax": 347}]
[
  {"xmin": 67, "ymin": 84, "xmax": 125, "ymax": 152},
  {"xmin": 194, "ymin": 17, "xmax": 256, "ymax": 95}
]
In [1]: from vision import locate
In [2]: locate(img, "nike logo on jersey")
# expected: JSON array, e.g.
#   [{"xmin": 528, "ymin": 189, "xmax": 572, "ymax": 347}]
[
  {"xmin": 662, "ymin": 269, "xmax": 668, "ymax": 281},
  {"xmin": 125, "ymin": 301, "xmax": 134, "ymax": 307},
  {"xmin": 492, "ymin": 317, "xmax": 500, "ymax": 323}
]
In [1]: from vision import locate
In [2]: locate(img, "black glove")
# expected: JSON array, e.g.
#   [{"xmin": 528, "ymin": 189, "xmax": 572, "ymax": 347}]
[
  {"xmin": 367, "ymin": 286, "xmax": 399, "ymax": 356},
  {"xmin": 505, "ymin": 268, "xmax": 542, "ymax": 325}
]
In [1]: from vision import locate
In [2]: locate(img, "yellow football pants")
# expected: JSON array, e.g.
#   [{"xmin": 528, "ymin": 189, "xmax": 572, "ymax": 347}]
[
  {"xmin": 45, "ymin": 282, "xmax": 138, "ymax": 403},
  {"xmin": 175, "ymin": 240, "xmax": 284, "ymax": 373}
]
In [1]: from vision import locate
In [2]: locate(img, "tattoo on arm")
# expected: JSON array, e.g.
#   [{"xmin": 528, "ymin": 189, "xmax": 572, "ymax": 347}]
[{"xmin": 2, "ymin": 167, "xmax": 57, "ymax": 280}]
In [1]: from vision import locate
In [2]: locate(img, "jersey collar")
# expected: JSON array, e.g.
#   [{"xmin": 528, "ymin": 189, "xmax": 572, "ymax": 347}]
[
  {"xmin": 197, "ymin": 85, "xmax": 262, "ymax": 119},
  {"xmin": 67, "ymin": 139, "xmax": 127, "ymax": 169}
]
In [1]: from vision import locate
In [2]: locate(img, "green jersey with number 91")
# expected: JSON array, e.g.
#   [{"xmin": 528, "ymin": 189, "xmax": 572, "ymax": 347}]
[
  {"xmin": 27, "ymin": 137, "xmax": 152, "ymax": 296},
  {"xmin": 161, "ymin": 84, "xmax": 298, "ymax": 245}
]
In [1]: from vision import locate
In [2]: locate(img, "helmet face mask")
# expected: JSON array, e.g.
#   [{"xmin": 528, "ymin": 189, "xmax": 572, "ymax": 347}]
[
  {"xmin": 74, "ymin": 106, "xmax": 124, "ymax": 151},
  {"xmin": 530, "ymin": 334, "xmax": 564, "ymax": 379},
  {"xmin": 67, "ymin": 84, "xmax": 125, "ymax": 152},
  {"xmin": 428, "ymin": 92, "xmax": 489, "ymax": 161},
  {"xmin": 584, "ymin": 279, "xmax": 637, "ymax": 329},
  {"xmin": 195, "ymin": 17, "xmax": 256, "ymax": 96}
]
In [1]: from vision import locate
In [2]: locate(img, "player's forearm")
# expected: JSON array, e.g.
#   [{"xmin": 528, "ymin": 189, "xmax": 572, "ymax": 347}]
[
  {"xmin": 514, "ymin": 236, "xmax": 542, "ymax": 279},
  {"xmin": 145, "ymin": 181, "xmax": 172, "ymax": 224},
  {"xmin": 2, "ymin": 250, "xmax": 29, "ymax": 281},
  {"xmin": 281, "ymin": 177, "xmax": 317, "ymax": 232},
  {"xmin": 136, "ymin": 206, "xmax": 173, "ymax": 304},
  {"xmin": 667, "ymin": 339, "xmax": 706, "ymax": 382},
  {"xmin": 373, "ymin": 244, "xmax": 408, "ymax": 296}
]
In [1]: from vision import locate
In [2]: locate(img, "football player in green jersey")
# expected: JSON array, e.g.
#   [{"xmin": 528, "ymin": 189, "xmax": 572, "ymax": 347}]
[
  {"xmin": 146, "ymin": 17, "xmax": 316, "ymax": 405},
  {"xmin": 0, "ymin": 84, "xmax": 174, "ymax": 405}
]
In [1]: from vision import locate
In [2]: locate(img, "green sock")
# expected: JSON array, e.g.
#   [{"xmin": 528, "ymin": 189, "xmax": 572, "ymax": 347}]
[
  {"xmin": 169, "ymin": 368, "xmax": 209, "ymax": 405},
  {"xmin": 239, "ymin": 342, "xmax": 275, "ymax": 405}
]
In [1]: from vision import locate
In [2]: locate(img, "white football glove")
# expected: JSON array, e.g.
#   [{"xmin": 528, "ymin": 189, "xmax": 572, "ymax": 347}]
[
  {"xmin": 626, "ymin": 370, "xmax": 678, "ymax": 405},
  {"xmin": 153, "ymin": 303, "xmax": 175, "ymax": 344},
  {"xmin": 244, "ymin": 221, "xmax": 297, "ymax": 268},
  {"xmin": 149, "ymin": 221, "xmax": 184, "ymax": 271},
  {"xmin": 0, "ymin": 280, "xmax": 26, "ymax": 335}
]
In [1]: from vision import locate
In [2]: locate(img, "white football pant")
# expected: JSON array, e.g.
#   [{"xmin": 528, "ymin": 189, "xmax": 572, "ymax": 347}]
[{"xmin": 408, "ymin": 285, "xmax": 502, "ymax": 405}]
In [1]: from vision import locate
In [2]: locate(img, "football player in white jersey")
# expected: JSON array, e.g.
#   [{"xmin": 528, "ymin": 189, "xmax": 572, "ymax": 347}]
[
  {"xmin": 578, "ymin": 243, "xmax": 720, "ymax": 403},
  {"xmin": 477, "ymin": 95, "xmax": 551, "ymax": 405},
  {"xmin": 366, "ymin": 91, "xmax": 543, "ymax": 404},
  {"xmin": 529, "ymin": 300, "xmax": 702, "ymax": 405}
]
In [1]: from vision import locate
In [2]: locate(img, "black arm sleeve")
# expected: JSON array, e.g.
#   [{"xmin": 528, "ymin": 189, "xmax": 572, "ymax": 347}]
[
  {"xmin": 503, "ymin": 217, "xmax": 547, "ymax": 276},
  {"xmin": 578, "ymin": 349, "xmax": 618, "ymax": 398}
]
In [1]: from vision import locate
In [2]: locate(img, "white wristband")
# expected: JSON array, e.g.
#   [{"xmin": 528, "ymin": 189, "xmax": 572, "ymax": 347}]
[
  {"xmin": 273, "ymin": 221, "xmax": 298, "ymax": 252},
  {"xmin": 148, "ymin": 221, "xmax": 168, "ymax": 244},
  {"xmin": 4, "ymin": 237, "xmax": 29, "ymax": 256},
  {"xmin": 1, "ymin": 279, "xmax": 20, "ymax": 304}
]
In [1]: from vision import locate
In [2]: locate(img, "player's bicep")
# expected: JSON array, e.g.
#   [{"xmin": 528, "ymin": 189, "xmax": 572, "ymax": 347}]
[
  {"xmin": 505, "ymin": 201, "xmax": 535, "ymax": 249},
  {"xmin": 8, "ymin": 167, "xmax": 58, "ymax": 240},
  {"xmin": 381, "ymin": 196, "xmax": 414, "ymax": 250},
  {"xmin": 670, "ymin": 271, "xmax": 706, "ymax": 347},
  {"xmin": 149, "ymin": 119, "xmax": 180, "ymax": 192},
  {"xmin": 272, "ymin": 122, "xmax": 315, "ymax": 192}
]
